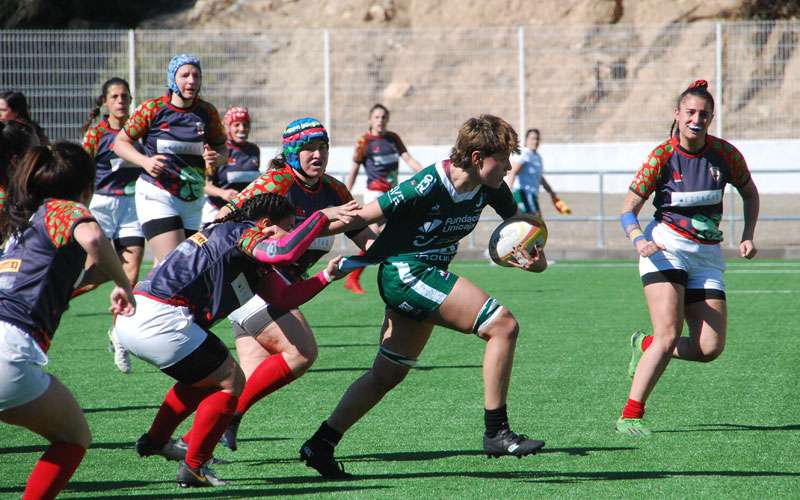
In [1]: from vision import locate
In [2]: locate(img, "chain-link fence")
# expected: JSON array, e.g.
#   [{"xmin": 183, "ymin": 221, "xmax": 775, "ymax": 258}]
[{"xmin": 2, "ymin": 21, "xmax": 799, "ymax": 145}]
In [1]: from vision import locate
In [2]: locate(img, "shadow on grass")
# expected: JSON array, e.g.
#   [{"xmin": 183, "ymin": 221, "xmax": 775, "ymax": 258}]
[
  {"xmin": 71, "ymin": 312, "xmax": 113, "ymax": 318},
  {"xmin": 59, "ymin": 480, "xmax": 389, "ymax": 498},
  {"xmin": 242, "ymin": 446, "xmax": 634, "ymax": 467},
  {"xmin": 83, "ymin": 404, "xmax": 160, "ymax": 413},
  {"xmin": 657, "ymin": 422, "xmax": 800, "ymax": 433},
  {"xmin": 519, "ymin": 470, "xmax": 800, "ymax": 484},
  {"xmin": 316, "ymin": 342, "xmax": 378, "ymax": 348},
  {"xmin": 308, "ymin": 364, "xmax": 481, "ymax": 374},
  {"xmin": 313, "ymin": 324, "xmax": 384, "ymax": 330},
  {"xmin": 265, "ymin": 469, "xmax": 800, "ymax": 484}
]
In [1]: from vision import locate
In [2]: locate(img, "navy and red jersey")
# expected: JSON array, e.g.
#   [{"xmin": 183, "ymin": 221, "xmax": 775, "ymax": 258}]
[
  {"xmin": 134, "ymin": 211, "xmax": 330, "ymax": 328},
  {"xmin": 0, "ymin": 199, "xmax": 95, "ymax": 351},
  {"xmin": 123, "ymin": 94, "xmax": 225, "ymax": 201},
  {"xmin": 629, "ymin": 135, "xmax": 751, "ymax": 243},
  {"xmin": 353, "ymin": 131, "xmax": 408, "ymax": 192},
  {"xmin": 83, "ymin": 117, "xmax": 145, "ymax": 196},
  {"xmin": 207, "ymin": 139, "xmax": 261, "ymax": 209},
  {"xmin": 227, "ymin": 165, "xmax": 354, "ymax": 278}
]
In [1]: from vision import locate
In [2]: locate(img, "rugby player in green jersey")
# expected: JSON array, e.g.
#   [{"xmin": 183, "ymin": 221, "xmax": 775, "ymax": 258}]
[{"xmin": 300, "ymin": 115, "xmax": 548, "ymax": 479}]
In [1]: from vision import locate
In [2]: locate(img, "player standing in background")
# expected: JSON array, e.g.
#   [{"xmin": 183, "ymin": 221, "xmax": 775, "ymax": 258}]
[
  {"xmin": 343, "ymin": 103, "xmax": 423, "ymax": 294},
  {"xmin": 76, "ymin": 77, "xmax": 145, "ymax": 374},
  {"xmin": 209, "ymin": 117, "xmax": 375, "ymax": 452},
  {"xmin": 0, "ymin": 143, "xmax": 134, "ymax": 499},
  {"xmin": 300, "ymin": 115, "xmax": 548, "ymax": 479},
  {"xmin": 0, "ymin": 91, "xmax": 49, "ymax": 145},
  {"xmin": 505, "ymin": 128, "xmax": 571, "ymax": 216},
  {"xmin": 115, "ymin": 194, "xmax": 355, "ymax": 487},
  {"xmin": 114, "ymin": 54, "xmax": 226, "ymax": 263},
  {"xmin": 617, "ymin": 80, "xmax": 759, "ymax": 437},
  {"xmin": 202, "ymin": 106, "xmax": 261, "ymax": 224},
  {"xmin": 0, "ymin": 120, "xmax": 39, "ymax": 216}
]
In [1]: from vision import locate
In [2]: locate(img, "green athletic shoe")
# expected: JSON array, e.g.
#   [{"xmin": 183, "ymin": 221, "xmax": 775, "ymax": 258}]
[
  {"xmin": 615, "ymin": 417, "xmax": 652, "ymax": 437},
  {"xmin": 627, "ymin": 330, "xmax": 646, "ymax": 378}
]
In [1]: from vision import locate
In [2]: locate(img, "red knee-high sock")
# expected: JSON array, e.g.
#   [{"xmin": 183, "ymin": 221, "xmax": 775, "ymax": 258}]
[
  {"xmin": 23, "ymin": 442, "xmax": 86, "ymax": 500},
  {"xmin": 69, "ymin": 285, "xmax": 94, "ymax": 300},
  {"xmin": 185, "ymin": 391, "xmax": 238, "ymax": 468},
  {"xmin": 236, "ymin": 353, "xmax": 295, "ymax": 416},
  {"xmin": 621, "ymin": 398, "xmax": 645, "ymax": 419},
  {"xmin": 348, "ymin": 265, "xmax": 365, "ymax": 282},
  {"xmin": 148, "ymin": 383, "xmax": 212, "ymax": 446},
  {"xmin": 642, "ymin": 335, "xmax": 654, "ymax": 351}
]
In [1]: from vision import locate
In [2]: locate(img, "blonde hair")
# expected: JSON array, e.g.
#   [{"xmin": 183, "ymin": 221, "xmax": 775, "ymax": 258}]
[{"xmin": 449, "ymin": 114, "xmax": 519, "ymax": 169}]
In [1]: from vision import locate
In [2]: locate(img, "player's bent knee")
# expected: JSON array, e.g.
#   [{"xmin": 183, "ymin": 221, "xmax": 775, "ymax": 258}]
[
  {"xmin": 282, "ymin": 344, "xmax": 318, "ymax": 374},
  {"xmin": 477, "ymin": 305, "xmax": 518, "ymax": 342},
  {"xmin": 699, "ymin": 344, "xmax": 725, "ymax": 362}
]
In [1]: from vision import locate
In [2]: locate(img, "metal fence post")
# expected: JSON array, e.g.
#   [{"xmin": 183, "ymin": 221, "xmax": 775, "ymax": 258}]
[
  {"xmin": 518, "ymin": 26, "xmax": 525, "ymax": 136},
  {"xmin": 716, "ymin": 22, "xmax": 736, "ymax": 248},
  {"xmin": 128, "ymin": 29, "xmax": 136, "ymax": 110},
  {"xmin": 323, "ymin": 29, "xmax": 331, "ymax": 140},
  {"xmin": 597, "ymin": 172, "xmax": 605, "ymax": 248}
]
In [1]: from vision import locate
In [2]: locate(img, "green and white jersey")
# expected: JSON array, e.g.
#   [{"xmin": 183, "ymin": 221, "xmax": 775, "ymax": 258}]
[{"xmin": 364, "ymin": 160, "xmax": 517, "ymax": 269}]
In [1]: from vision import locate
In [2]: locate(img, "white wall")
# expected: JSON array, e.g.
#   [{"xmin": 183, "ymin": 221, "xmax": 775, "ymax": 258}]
[{"xmin": 259, "ymin": 139, "xmax": 800, "ymax": 194}]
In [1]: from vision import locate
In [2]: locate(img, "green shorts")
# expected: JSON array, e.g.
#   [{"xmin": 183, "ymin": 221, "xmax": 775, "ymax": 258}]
[{"xmin": 378, "ymin": 260, "xmax": 459, "ymax": 321}]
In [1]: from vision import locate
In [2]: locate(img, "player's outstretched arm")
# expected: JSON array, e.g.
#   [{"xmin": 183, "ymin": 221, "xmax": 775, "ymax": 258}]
[
  {"xmin": 257, "ymin": 255, "xmax": 344, "ymax": 310},
  {"xmin": 323, "ymin": 199, "xmax": 385, "ymax": 236}
]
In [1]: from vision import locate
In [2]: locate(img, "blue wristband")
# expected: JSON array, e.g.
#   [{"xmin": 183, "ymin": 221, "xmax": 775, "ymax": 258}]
[{"xmin": 620, "ymin": 211, "xmax": 639, "ymax": 231}]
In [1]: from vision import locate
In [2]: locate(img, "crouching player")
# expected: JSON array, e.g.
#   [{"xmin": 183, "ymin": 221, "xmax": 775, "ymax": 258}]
[
  {"xmin": 0, "ymin": 143, "xmax": 135, "ymax": 499},
  {"xmin": 300, "ymin": 115, "xmax": 548, "ymax": 479},
  {"xmin": 114, "ymin": 194, "xmax": 356, "ymax": 487}
]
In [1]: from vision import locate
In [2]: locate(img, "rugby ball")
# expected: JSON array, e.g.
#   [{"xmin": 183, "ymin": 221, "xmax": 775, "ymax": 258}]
[{"xmin": 488, "ymin": 214, "xmax": 548, "ymax": 267}]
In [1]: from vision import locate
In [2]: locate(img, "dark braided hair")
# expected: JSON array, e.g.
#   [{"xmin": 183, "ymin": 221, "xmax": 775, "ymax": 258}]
[
  {"xmin": 670, "ymin": 80, "xmax": 715, "ymax": 138},
  {"xmin": 1, "ymin": 142, "xmax": 95, "ymax": 242},
  {"xmin": 214, "ymin": 193, "xmax": 295, "ymax": 226},
  {"xmin": 81, "ymin": 77, "xmax": 131, "ymax": 135}
]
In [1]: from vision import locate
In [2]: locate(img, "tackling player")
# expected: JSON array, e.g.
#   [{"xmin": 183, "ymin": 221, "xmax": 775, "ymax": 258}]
[
  {"xmin": 300, "ymin": 114, "xmax": 548, "ymax": 479},
  {"xmin": 114, "ymin": 193, "xmax": 356, "ymax": 487},
  {"xmin": 616, "ymin": 80, "xmax": 759, "ymax": 437},
  {"xmin": 208, "ymin": 117, "xmax": 375, "ymax": 453}
]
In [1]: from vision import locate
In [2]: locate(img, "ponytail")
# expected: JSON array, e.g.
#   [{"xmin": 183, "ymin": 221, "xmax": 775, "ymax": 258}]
[
  {"xmin": 268, "ymin": 153, "xmax": 287, "ymax": 171},
  {"xmin": 214, "ymin": 192, "xmax": 295, "ymax": 226},
  {"xmin": 81, "ymin": 95, "xmax": 105, "ymax": 136},
  {"xmin": 1, "ymin": 143, "xmax": 95, "ymax": 242}
]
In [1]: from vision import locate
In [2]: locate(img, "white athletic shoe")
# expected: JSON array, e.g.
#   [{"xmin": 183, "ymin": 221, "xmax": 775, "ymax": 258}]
[{"xmin": 108, "ymin": 327, "xmax": 131, "ymax": 374}]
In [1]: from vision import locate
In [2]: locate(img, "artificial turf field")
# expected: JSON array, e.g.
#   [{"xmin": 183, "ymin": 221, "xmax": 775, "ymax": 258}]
[{"xmin": 1, "ymin": 259, "xmax": 798, "ymax": 499}]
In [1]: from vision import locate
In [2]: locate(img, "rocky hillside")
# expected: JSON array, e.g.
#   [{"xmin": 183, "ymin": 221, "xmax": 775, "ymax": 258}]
[{"xmin": 2, "ymin": 0, "xmax": 799, "ymax": 29}]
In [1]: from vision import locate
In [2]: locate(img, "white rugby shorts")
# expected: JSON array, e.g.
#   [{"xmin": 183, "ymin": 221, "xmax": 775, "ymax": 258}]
[
  {"xmin": 114, "ymin": 295, "xmax": 207, "ymax": 369},
  {"xmin": 134, "ymin": 178, "xmax": 203, "ymax": 231},
  {"xmin": 639, "ymin": 221, "xmax": 726, "ymax": 292},
  {"xmin": 89, "ymin": 193, "xmax": 144, "ymax": 241},
  {"xmin": 0, "ymin": 321, "xmax": 50, "ymax": 412},
  {"xmin": 201, "ymin": 199, "xmax": 221, "ymax": 224}
]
